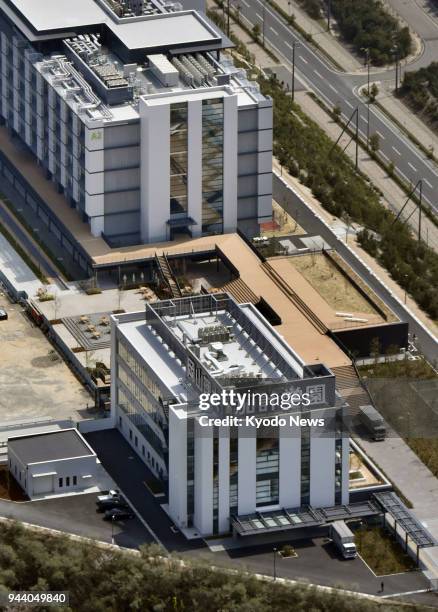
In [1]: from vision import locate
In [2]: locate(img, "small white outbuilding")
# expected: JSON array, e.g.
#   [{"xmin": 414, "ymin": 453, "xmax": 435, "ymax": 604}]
[{"xmin": 8, "ymin": 428, "xmax": 98, "ymax": 499}]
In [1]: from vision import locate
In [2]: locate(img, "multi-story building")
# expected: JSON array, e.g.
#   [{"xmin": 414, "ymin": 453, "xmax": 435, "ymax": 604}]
[
  {"xmin": 111, "ymin": 294, "xmax": 350, "ymax": 537},
  {"xmin": 0, "ymin": 0, "xmax": 272, "ymax": 248}
]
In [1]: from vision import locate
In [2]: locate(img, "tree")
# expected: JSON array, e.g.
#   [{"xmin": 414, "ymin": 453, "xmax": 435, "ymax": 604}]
[
  {"xmin": 369, "ymin": 132, "xmax": 380, "ymax": 154},
  {"xmin": 387, "ymin": 160, "xmax": 395, "ymax": 177},
  {"xmin": 333, "ymin": 104, "xmax": 342, "ymax": 122},
  {"xmin": 251, "ymin": 23, "xmax": 261, "ymax": 42},
  {"xmin": 370, "ymin": 337, "xmax": 381, "ymax": 362},
  {"xmin": 369, "ymin": 83, "xmax": 379, "ymax": 102}
]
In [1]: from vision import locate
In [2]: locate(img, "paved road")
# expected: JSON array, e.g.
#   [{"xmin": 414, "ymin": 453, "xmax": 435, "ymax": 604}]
[
  {"xmin": 273, "ymin": 173, "xmax": 438, "ymax": 362},
  {"xmin": 237, "ymin": 0, "xmax": 438, "ymax": 216}
]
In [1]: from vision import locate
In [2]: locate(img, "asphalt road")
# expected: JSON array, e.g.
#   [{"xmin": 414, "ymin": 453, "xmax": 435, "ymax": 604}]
[{"xmin": 237, "ymin": 0, "xmax": 438, "ymax": 216}]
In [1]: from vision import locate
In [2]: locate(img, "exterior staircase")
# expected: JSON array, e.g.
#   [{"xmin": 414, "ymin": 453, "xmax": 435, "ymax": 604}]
[
  {"xmin": 332, "ymin": 365, "xmax": 371, "ymax": 415},
  {"xmin": 261, "ymin": 261, "xmax": 328, "ymax": 334},
  {"xmin": 221, "ymin": 277, "xmax": 258, "ymax": 304},
  {"xmin": 155, "ymin": 253, "xmax": 182, "ymax": 298}
]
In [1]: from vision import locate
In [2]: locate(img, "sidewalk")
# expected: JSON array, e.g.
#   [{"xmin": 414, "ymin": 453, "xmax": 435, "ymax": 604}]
[{"xmin": 375, "ymin": 81, "xmax": 438, "ymax": 155}]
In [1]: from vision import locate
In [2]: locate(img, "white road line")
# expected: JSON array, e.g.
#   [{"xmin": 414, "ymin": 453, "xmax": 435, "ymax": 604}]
[
  {"xmin": 424, "ymin": 178, "xmax": 433, "ymax": 188},
  {"xmin": 360, "ymin": 115, "xmax": 367, "ymax": 123},
  {"xmin": 392, "ymin": 146, "xmax": 401, "ymax": 155},
  {"xmin": 376, "ymin": 130, "xmax": 385, "ymax": 140},
  {"xmin": 241, "ymin": 0, "xmax": 249, "ymax": 5},
  {"xmin": 314, "ymin": 69, "xmax": 323, "ymax": 79},
  {"xmin": 408, "ymin": 162, "xmax": 417, "ymax": 172},
  {"xmin": 270, "ymin": 27, "xmax": 278, "ymax": 35},
  {"xmin": 328, "ymin": 84, "xmax": 338, "ymax": 94},
  {"xmin": 299, "ymin": 55, "xmax": 308, "ymax": 64},
  {"xmin": 345, "ymin": 100, "xmax": 353, "ymax": 109},
  {"xmin": 256, "ymin": 12, "xmax": 262, "ymax": 20},
  {"xmin": 284, "ymin": 41, "xmax": 292, "ymax": 50}
]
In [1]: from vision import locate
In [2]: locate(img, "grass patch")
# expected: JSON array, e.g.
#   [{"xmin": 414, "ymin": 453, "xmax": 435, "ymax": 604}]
[
  {"xmin": 359, "ymin": 358, "xmax": 437, "ymax": 380},
  {"xmin": 355, "ymin": 527, "xmax": 416, "ymax": 575}
]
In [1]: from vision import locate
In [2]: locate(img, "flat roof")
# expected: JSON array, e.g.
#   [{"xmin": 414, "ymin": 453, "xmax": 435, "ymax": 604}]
[
  {"xmin": 8, "ymin": 429, "xmax": 94, "ymax": 464},
  {"xmin": 5, "ymin": 0, "xmax": 223, "ymax": 51}
]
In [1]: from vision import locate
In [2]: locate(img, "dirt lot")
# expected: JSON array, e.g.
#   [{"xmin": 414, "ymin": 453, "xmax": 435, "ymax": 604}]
[
  {"xmin": 0, "ymin": 294, "xmax": 91, "ymax": 422},
  {"xmin": 291, "ymin": 253, "xmax": 378, "ymax": 315}
]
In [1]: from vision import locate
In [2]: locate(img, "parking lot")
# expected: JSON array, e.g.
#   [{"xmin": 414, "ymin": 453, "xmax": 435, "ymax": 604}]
[
  {"xmin": 0, "ymin": 293, "xmax": 91, "ymax": 422},
  {"xmin": 0, "ymin": 492, "xmax": 153, "ymax": 549}
]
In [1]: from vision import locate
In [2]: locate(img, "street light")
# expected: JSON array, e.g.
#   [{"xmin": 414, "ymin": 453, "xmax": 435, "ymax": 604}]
[
  {"xmin": 291, "ymin": 41, "xmax": 300, "ymax": 102},
  {"xmin": 361, "ymin": 47, "xmax": 371, "ymax": 148},
  {"xmin": 262, "ymin": 1, "xmax": 266, "ymax": 47},
  {"xmin": 392, "ymin": 44, "xmax": 400, "ymax": 93},
  {"xmin": 273, "ymin": 547, "xmax": 277, "ymax": 580}
]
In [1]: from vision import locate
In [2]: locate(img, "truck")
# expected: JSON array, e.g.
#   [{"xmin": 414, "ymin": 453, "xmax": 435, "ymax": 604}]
[
  {"xmin": 97, "ymin": 489, "xmax": 120, "ymax": 504},
  {"xmin": 359, "ymin": 404, "xmax": 386, "ymax": 441},
  {"xmin": 330, "ymin": 521, "xmax": 357, "ymax": 559}
]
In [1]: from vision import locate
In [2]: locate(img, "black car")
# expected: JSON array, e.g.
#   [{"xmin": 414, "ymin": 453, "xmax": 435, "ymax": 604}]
[
  {"xmin": 0, "ymin": 308, "xmax": 7, "ymax": 321},
  {"xmin": 96, "ymin": 498, "xmax": 128, "ymax": 512},
  {"xmin": 103, "ymin": 508, "xmax": 135, "ymax": 521}
]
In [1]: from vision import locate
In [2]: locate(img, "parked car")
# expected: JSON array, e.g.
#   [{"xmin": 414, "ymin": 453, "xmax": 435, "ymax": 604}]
[
  {"xmin": 97, "ymin": 489, "xmax": 120, "ymax": 504},
  {"xmin": 103, "ymin": 507, "xmax": 135, "ymax": 521},
  {"xmin": 96, "ymin": 498, "xmax": 128, "ymax": 512},
  {"xmin": 0, "ymin": 308, "xmax": 8, "ymax": 321}
]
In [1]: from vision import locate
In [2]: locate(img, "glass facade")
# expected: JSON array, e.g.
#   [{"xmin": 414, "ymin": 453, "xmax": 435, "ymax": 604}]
[
  {"xmin": 187, "ymin": 419, "xmax": 195, "ymax": 527},
  {"xmin": 169, "ymin": 102, "xmax": 188, "ymax": 217},
  {"xmin": 300, "ymin": 418, "xmax": 311, "ymax": 506},
  {"xmin": 213, "ymin": 436, "xmax": 219, "ymax": 533},
  {"xmin": 201, "ymin": 98, "xmax": 224, "ymax": 234},
  {"xmin": 229, "ymin": 432, "xmax": 238, "ymax": 515},
  {"xmin": 256, "ymin": 436, "xmax": 279, "ymax": 507}
]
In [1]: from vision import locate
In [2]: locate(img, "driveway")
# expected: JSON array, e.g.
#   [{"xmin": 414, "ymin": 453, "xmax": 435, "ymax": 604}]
[{"xmin": 0, "ymin": 492, "xmax": 153, "ymax": 549}]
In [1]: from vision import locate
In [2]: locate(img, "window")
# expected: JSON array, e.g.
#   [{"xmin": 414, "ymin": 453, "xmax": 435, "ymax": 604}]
[
  {"xmin": 59, "ymin": 478, "xmax": 63, "ymax": 487},
  {"xmin": 129, "ymin": 430, "xmax": 132, "ymax": 440},
  {"xmin": 135, "ymin": 435, "xmax": 138, "ymax": 447},
  {"xmin": 66, "ymin": 477, "xmax": 70, "ymax": 486},
  {"xmin": 142, "ymin": 445, "xmax": 145, "ymax": 457},
  {"xmin": 73, "ymin": 476, "xmax": 77, "ymax": 486},
  {"xmin": 119, "ymin": 416, "xmax": 122, "ymax": 428}
]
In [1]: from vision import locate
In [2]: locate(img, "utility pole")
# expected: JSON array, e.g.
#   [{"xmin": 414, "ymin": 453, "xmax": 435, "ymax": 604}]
[
  {"xmin": 262, "ymin": 1, "xmax": 266, "ymax": 47},
  {"xmin": 392, "ymin": 44, "xmax": 400, "ymax": 93},
  {"xmin": 273, "ymin": 547, "xmax": 277, "ymax": 580},
  {"xmin": 355, "ymin": 109, "xmax": 359, "ymax": 169},
  {"xmin": 227, "ymin": 0, "xmax": 230, "ymax": 37},
  {"xmin": 418, "ymin": 180, "xmax": 422, "ymax": 242},
  {"xmin": 364, "ymin": 48, "xmax": 370, "ymax": 147},
  {"xmin": 327, "ymin": 0, "xmax": 331, "ymax": 31},
  {"xmin": 291, "ymin": 41, "xmax": 298, "ymax": 102}
]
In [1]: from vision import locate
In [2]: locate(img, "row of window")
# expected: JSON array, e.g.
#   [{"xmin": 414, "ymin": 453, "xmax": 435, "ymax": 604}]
[
  {"xmin": 58, "ymin": 476, "xmax": 77, "ymax": 488},
  {"xmin": 118, "ymin": 339, "xmax": 161, "ymax": 401}
]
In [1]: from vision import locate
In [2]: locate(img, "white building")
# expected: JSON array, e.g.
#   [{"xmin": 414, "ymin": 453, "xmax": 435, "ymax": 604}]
[
  {"xmin": 8, "ymin": 429, "xmax": 99, "ymax": 498},
  {"xmin": 111, "ymin": 294, "xmax": 350, "ymax": 537},
  {"xmin": 0, "ymin": 0, "xmax": 272, "ymax": 255}
]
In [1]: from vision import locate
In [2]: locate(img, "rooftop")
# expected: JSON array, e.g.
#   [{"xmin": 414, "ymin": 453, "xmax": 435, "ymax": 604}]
[
  {"xmin": 4, "ymin": 0, "xmax": 225, "ymax": 52},
  {"xmin": 8, "ymin": 429, "xmax": 95, "ymax": 464}
]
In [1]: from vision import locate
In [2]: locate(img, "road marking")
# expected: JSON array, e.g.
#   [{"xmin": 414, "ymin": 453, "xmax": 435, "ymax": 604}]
[
  {"xmin": 392, "ymin": 146, "xmax": 401, "ymax": 155},
  {"xmin": 380, "ymin": 589, "xmax": 430, "ymax": 599},
  {"xmin": 270, "ymin": 27, "xmax": 278, "ymax": 35},
  {"xmin": 256, "ymin": 12, "xmax": 262, "ymax": 20},
  {"xmin": 284, "ymin": 41, "xmax": 292, "ymax": 50},
  {"xmin": 299, "ymin": 55, "xmax": 308, "ymax": 64},
  {"xmin": 328, "ymin": 84, "xmax": 338, "ymax": 93},
  {"xmin": 408, "ymin": 162, "xmax": 417, "ymax": 172},
  {"xmin": 314, "ymin": 69, "xmax": 323, "ymax": 79},
  {"xmin": 345, "ymin": 100, "xmax": 353, "ymax": 109},
  {"xmin": 241, "ymin": 0, "xmax": 249, "ymax": 5},
  {"xmin": 360, "ymin": 115, "xmax": 367, "ymax": 123},
  {"xmin": 376, "ymin": 130, "xmax": 385, "ymax": 140},
  {"xmin": 424, "ymin": 178, "xmax": 433, "ymax": 188}
]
